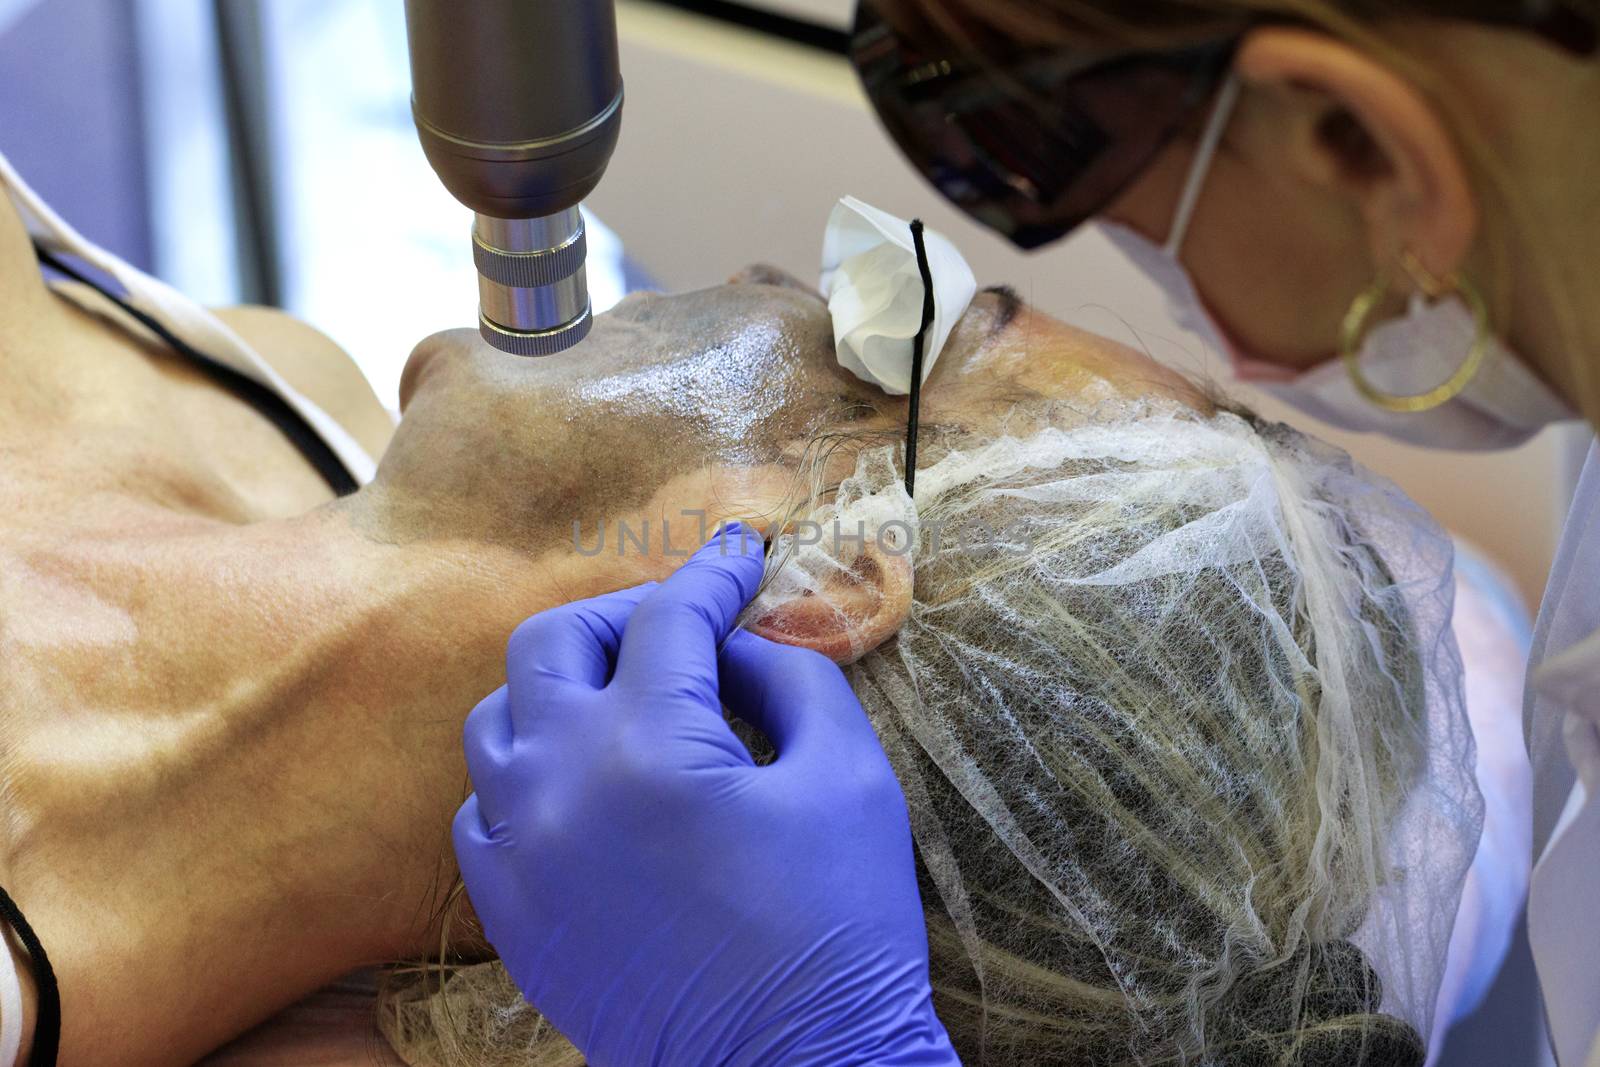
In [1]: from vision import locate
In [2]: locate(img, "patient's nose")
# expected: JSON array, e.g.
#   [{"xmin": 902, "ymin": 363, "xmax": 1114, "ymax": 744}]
[{"xmin": 728, "ymin": 264, "xmax": 823, "ymax": 301}]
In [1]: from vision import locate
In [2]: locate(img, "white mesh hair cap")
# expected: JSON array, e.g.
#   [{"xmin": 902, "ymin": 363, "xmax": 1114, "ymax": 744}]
[
  {"xmin": 380, "ymin": 403, "xmax": 1484, "ymax": 1067},
  {"xmin": 841, "ymin": 408, "xmax": 1483, "ymax": 1065}
]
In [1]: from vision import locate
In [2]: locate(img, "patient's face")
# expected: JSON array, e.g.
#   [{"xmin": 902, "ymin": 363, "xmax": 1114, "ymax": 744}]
[{"xmin": 368, "ymin": 266, "xmax": 1202, "ymax": 577}]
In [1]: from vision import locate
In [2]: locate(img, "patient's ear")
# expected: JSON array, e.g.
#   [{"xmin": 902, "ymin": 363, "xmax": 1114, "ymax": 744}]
[{"xmin": 744, "ymin": 536, "xmax": 913, "ymax": 665}]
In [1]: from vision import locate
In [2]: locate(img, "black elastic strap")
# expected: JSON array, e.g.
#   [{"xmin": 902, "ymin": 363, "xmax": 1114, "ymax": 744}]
[
  {"xmin": 643, "ymin": 0, "xmax": 849, "ymax": 55},
  {"xmin": 32, "ymin": 242, "xmax": 361, "ymax": 497},
  {"xmin": 0, "ymin": 883, "xmax": 58, "ymax": 1067},
  {"xmin": 905, "ymin": 220, "xmax": 936, "ymax": 499}
]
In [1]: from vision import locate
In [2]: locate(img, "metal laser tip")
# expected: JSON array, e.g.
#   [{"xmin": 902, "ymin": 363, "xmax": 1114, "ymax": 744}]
[
  {"xmin": 473, "ymin": 208, "xmax": 592, "ymax": 356},
  {"xmin": 479, "ymin": 304, "xmax": 594, "ymax": 356}
]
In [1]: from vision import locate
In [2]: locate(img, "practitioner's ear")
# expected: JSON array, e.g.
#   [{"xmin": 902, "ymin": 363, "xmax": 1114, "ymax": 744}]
[
  {"xmin": 1233, "ymin": 27, "xmax": 1479, "ymax": 277},
  {"xmin": 745, "ymin": 537, "xmax": 913, "ymax": 666}
]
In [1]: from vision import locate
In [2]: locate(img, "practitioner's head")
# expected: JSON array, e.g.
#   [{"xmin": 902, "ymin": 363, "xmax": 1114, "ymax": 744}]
[{"xmin": 864, "ymin": 0, "xmax": 1600, "ymax": 423}]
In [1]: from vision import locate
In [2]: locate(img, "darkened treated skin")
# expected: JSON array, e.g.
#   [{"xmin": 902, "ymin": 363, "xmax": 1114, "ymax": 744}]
[
  {"xmin": 374, "ymin": 272, "xmax": 1204, "ymax": 554},
  {"xmin": 372, "ymin": 280, "xmax": 866, "ymax": 552},
  {"xmin": 0, "ymin": 190, "xmax": 1203, "ymax": 1066}
]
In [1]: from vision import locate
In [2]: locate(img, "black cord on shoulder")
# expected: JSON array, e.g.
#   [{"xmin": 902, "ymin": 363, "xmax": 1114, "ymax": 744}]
[
  {"xmin": 0, "ymin": 883, "xmax": 58, "ymax": 1067},
  {"xmin": 32, "ymin": 242, "xmax": 361, "ymax": 498},
  {"xmin": 905, "ymin": 220, "xmax": 936, "ymax": 499}
]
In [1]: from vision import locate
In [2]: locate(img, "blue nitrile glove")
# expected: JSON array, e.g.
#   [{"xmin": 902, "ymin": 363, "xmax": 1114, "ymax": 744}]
[{"xmin": 453, "ymin": 523, "xmax": 960, "ymax": 1067}]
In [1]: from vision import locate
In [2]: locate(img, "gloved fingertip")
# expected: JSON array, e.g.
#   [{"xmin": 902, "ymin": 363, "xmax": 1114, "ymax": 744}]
[
  {"xmin": 613, "ymin": 525, "xmax": 769, "ymax": 689},
  {"xmin": 695, "ymin": 521, "xmax": 766, "ymax": 592},
  {"xmin": 707, "ymin": 520, "xmax": 763, "ymax": 556}
]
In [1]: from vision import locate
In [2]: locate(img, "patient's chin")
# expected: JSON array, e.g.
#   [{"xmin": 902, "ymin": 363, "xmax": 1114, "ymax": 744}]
[
  {"xmin": 745, "ymin": 547, "xmax": 913, "ymax": 665},
  {"xmin": 398, "ymin": 330, "xmax": 460, "ymax": 412}
]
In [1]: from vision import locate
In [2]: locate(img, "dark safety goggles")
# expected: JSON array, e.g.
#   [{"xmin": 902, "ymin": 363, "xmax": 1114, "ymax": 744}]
[{"xmin": 852, "ymin": 0, "xmax": 1598, "ymax": 251}]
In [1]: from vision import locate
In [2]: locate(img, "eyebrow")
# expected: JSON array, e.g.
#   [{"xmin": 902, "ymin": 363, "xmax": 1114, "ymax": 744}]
[{"xmin": 981, "ymin": 285, "xmax": 1022, "ymax": 334}]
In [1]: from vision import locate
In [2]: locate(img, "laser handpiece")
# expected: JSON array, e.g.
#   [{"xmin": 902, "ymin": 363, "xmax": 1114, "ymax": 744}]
[{"xmin": 404, "ymin": 0, "xmax": 623, "ymax": 356}]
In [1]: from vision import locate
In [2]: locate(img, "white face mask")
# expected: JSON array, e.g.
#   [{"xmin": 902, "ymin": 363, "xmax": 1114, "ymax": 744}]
[{"xmin": 1099, "ymin": 75, "xmax": 1576, "ymax": 452}]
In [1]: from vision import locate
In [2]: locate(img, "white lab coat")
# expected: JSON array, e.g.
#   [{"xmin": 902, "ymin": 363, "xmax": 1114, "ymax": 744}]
[{"xmin": 1527, "ymin": 440, "xmax": 1600, "ymax": 1067}]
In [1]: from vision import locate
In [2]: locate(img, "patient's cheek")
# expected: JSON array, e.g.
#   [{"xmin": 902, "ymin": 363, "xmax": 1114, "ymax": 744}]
[{"xmin": 745, "ymin": 546, "xmax": 913, "ymax": 665}]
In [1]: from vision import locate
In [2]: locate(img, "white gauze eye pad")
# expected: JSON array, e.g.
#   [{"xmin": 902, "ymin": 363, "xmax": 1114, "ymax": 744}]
[{"xmin": 820, "ymin": 196, "xmax": 977, "ymax": 396}]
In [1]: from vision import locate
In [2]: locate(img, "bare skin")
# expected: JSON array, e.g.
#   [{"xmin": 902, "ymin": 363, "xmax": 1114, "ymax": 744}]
[{"xmin": 0, "ymin": 192, "xmax": 1203, "ymax": 1065}]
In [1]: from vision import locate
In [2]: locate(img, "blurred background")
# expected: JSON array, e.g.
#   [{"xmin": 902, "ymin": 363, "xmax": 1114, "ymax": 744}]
[{"xmin": 1, "ymin": 0, "xmax": 1580, "ymax": 1062}]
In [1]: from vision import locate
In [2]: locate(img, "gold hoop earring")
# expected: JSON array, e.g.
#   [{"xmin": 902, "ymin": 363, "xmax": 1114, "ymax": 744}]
[{"xmin": 1339, "ymin": 252, "xmax": 1493, "ymax": 413}]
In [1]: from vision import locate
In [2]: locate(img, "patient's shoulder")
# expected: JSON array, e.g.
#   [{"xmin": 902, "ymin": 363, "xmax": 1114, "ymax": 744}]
[
  {"xmin": 211, "ymin": 305, "xmax": 395, "ymax": 461},
  {"xmin": 50, "ymin": 282, "xmax": 395, "ymax": 462}
]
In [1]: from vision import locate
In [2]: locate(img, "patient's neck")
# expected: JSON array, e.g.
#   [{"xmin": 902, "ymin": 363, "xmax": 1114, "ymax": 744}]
[{"xmin": 0, "ymin": 487, "xmax": 569, "ymax": 1065}]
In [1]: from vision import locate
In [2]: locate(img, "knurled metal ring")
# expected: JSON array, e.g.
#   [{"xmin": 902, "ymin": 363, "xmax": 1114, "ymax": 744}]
[
  {"xmin": 473, "ymin": 227, "xmax": 588, "ymax": 288},
  {"xmin": 479, "ymin": 305, "xmax": 594, "ymax": 356}
]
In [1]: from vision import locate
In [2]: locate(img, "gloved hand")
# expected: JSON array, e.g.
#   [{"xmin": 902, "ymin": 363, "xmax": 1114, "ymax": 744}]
[{"xmin": 454, "ymin": 523, "xmax": 960, "ymax": 1067}]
